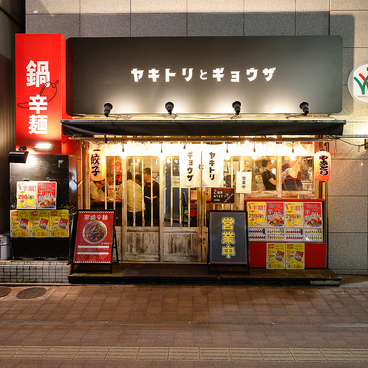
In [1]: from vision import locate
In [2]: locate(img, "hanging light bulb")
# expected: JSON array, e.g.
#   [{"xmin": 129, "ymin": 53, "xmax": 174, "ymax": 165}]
[
  {"xmin": 225, "ymin": 143, "xmax": 230, "ymax": 160},
  {"xmin": 252, "ymin": 142, "xmax": 257, "ymax": 160},
  {"xmin": 160, "ymin": 143, "xmax": 165, "ymax": 160},
  {"xmin": 290, "ymin": 142, "xmax": 296, "ymax": 160},
  {"xmin": 121, "ymin": 144, "xmax": 126, "ymax": 158}
]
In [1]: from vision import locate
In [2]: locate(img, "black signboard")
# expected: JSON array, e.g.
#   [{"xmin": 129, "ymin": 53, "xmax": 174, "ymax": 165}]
[
  {"xmin": 67, "ymin": 36, "xmax": 342, "ymax": 115},
  {"xmin": 208, "ymin": 210, "xmax": 248, "ymax": 266},
  {"xmin": 211, "ymin": 187, "xmax": 235, "ymax": 204}
]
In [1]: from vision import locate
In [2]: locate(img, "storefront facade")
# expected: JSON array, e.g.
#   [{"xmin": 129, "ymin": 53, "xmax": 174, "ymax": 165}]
[{"xmin": 11, "ymin": 1, "xmax": 368, "ymax": 275}]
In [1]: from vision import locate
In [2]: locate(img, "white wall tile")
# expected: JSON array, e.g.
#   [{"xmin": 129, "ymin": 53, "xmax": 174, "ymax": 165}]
[
  {"xmin": 131, "ymin": 0, "xmax": 186, "ymax": 13},
  {"xmin": 26, "ymin": 0, "xmax": 80, "ymax": 14},
  {"xmin": 188, "ymin": 0, "xmax": 243, "ymax": 13},
  {"xmin": 81, "ymin": 0, "xmax": 130, "ymax": 14},
  {"xmin": 331, "ymin": 0, "xmax": 368, "ymax": 11}
]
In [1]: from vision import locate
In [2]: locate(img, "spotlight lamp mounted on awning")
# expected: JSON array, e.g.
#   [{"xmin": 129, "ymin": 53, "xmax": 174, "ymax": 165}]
[
  {"xmin": 232, "ymin": 101, "xmax": 241, "ymax": 115},
  {"xmin": 165, "ymin": 101, "xmax": 174, "ymax": 115},
  {"xmin": 104, "ymin": 103, "xmax": 113, "ymax": 117},
  {"xmin": 299, "ymin": 101, "xmax": 309, "ymax": 116}
]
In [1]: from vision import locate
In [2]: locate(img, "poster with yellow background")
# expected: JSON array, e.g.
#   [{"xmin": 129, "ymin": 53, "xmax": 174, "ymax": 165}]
[
  {"xmin": 50, "ymin": 210, "xmax": 69, "ymax": 237},
  {"xmin": 286, "ymin": 243, "xmax": 305, "ymax": 269},
  {"xmin": 285, "ymin": 202, "xmax": 303, "ymax": 227},
  {"xmin": 30, "ymin": 210, "xmax": 49, "ymax": 237},
  {"xmin": 247, "ymin": 202, "xmax": 266, "ymax": 227},
  {"xmin": 10, "ymin": 210, "xmax": 30, "ymax": 237},
  {"xmin": 266, "ymin": 243, "xmax": 285, "ymax": 269}
]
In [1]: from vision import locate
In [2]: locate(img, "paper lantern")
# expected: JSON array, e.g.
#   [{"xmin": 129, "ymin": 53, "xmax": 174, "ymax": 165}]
[
  {"xmin": 314, "ymin": 151, "xmax": 331, "ymax": 181},
  {"xmin": 90, "ymin": 150, "xmax": 106, "ymax": 181}
]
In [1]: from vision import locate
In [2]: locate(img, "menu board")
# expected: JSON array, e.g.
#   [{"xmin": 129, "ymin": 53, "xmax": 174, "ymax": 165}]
[
  {"xmin": 286, "ymin": 243, "xmax": 305, "ymax": 269},
  {"xmin": 266, "ymin": 243, "xmax": 285, "ymax": 269},
  {"xmin": 30, "ymin": 210, "xmax": 49, "ymax": 237},
  {"xmin": 16, "ymin": 181, "xmax": 57, "ymax": 209},
  {"xmin": 247, "ymin": 200, "xmax": 323, "ymax": 242},
  {"xmin": 16, "ymin": 181, "xmax": 37, "ymax": 209},
  {"xmin": 73, "ymin": 210, "xmax": 115, "ymax": 264},
  {"xmin": 50, "ymin": 210, "xmax": 69, "ymax": 238},
  {"xmin": 10, "ymin": 210, "xmax": 30, "ymax": 237}
]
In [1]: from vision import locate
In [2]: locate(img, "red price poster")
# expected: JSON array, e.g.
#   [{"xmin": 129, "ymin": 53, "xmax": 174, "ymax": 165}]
[
  {"xmin": 304, "ymin": 202, "xmax": 322, "ymax": 228},
  {"xmin": 285, "ymin": 202, "xmax": 303, "ymax": 227},
  {"xmin": 266, "ymin": 202, "xmax": 284, "ymax": 227},
  {"xmin": 73, "ymin": 211, "xmax": 115, "ymax": 264},
  {"xmin": 37, "ymin": 182, "xmax": 57, "ymax": 209}
]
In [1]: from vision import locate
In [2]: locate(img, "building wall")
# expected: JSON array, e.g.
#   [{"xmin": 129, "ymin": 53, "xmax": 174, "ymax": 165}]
[
  {"xmin": 0, "ymin": 0, "xmax": 25, "ymax": 234},
  {"xmin": 25, "ymin": 0, "xmax": 368, "ymax": 274}
]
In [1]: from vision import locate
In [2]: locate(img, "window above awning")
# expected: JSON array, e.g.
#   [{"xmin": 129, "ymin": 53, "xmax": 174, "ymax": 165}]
[{"xmin": 61, "ymin": 118, "xmax": 345, "ymax": 137}]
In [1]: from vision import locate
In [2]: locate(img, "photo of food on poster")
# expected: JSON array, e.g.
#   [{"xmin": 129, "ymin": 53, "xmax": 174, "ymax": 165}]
[
  {"xmin": 285, "ymin": 202, "xmax": 303, "ymax": 227},
  {"xmin": 16, "ymin": 181, "xmax": 37, "ymax": 209},
  {"xmin": 50, "ymin": 210, "xmax": 69, "ymax": 238},
  {"xmin": 37, "ymin": 182, "xmax": 57, "ymax": 209},
  {"xmin": 266, "ymin": 202, "xmax": 284, "ymax": 227},
  {"xmin": 247, "ymin": 202, "xmax": 266, "ymax": 227},
  {"xmin": 74, "ymin": 211, "xmax": 115, "ymax": 264},
  {"xmin": 30, "ymin": 210, "xmax": 49, "ymax": 238},
  {"xmin": 286, "ymin": 243, "xmax": 305, "ymax": 269},
  {"xmin": 10, "ymin": 210, "xmax": 30, "ymax": 237},
  {"xmin": 266, "ymin": 243, "xmax": 285, "ymax": 269},
  {"xmin": 304, "ymin": 202, "xmax": 322, "ymax": 228}
]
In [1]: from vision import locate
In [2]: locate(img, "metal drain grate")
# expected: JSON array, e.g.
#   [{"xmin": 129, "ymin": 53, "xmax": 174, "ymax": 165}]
[{"xmin": 16, "ymin": 287, "xmax": 47, "ymax": 299}]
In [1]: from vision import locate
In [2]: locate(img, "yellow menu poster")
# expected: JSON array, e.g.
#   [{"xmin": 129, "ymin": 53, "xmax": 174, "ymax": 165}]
[
  {"xmin": 10, "ymin": 210, "xmax": 30, "ymax": 237},
  {"xmin": 30, "ymin": 210, "xmax": 49, "ymax": 237},
  {"xmin": 266, "ymin": 243, "xmax": 285, "ymax": 269},
  {"xmin": 285, "ymin": 202, "xmax": 303, "ymax": 227},
  {"xmin": 286, "ymin": 243, "xmax": 305, "ymax": 269},
  {"xmin": 247, "ymin": 202, "xmax": 266, "ymax": 227},
  {"xmin": 50, "ymin": 210, "xmax": 69, "ymax": 237},
  {"xmin": 16, "ymin": 181, "xmax": 37, "ymax": 209}
]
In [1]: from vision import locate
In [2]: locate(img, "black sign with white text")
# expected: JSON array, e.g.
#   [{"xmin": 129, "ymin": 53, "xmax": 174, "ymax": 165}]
[{"xmin": 67, "ymin": 36, "xmax": 342, "ymax": 115}]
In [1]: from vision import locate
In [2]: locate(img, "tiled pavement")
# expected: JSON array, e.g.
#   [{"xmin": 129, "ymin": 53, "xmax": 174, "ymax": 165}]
[{"xmin": 0, "ymin": 281, "xmax": 368, "ymax": 366}]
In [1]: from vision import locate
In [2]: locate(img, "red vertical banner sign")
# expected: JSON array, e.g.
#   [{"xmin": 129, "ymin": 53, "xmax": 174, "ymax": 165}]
[{"xmin": 15, "ymin": 34, "xmax": 69, "ymax": 154}]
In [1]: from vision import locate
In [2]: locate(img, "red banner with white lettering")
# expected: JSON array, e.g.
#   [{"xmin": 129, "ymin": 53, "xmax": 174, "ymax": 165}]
[{"xmin": 15, "ymin": 34, "xmax": 69, "ymax": 154}]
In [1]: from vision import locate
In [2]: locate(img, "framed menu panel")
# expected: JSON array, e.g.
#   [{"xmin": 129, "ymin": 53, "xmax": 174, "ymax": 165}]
[
  {"xmin": 73, "ymin": 210, "xmax": 116, "ymax": 265},
  {"xmin": 208, "ymin": 210, "xmax": 248, "ymax": 267}
]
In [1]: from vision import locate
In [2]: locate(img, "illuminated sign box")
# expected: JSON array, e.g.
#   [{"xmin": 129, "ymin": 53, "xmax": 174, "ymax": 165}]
[{"xmin": 67, "ymin": 36, "xmax": 342, "ymax": 115}]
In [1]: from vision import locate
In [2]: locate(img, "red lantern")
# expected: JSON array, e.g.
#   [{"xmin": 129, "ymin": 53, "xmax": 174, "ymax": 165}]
[
  {"xmin": 314, "ymin": 151, "xmax": 331, "ymax": 181},
  {"xmin": 90, "ymin": 150, "xmax": 106, "ymax": 181}
]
